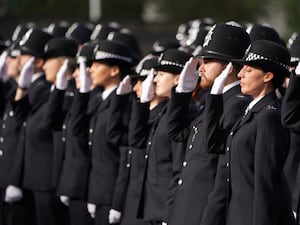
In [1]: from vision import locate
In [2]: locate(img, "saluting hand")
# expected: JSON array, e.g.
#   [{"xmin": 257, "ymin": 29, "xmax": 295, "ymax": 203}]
[
  {"xmin": 18, "ymin": 57, "xmax": 35, "ymax": 89},
  {"xmin": 55, "ymin": 59, "xmax": 69, "ymax": 90},
  {"xmin": 210, "ymin": 62, "xmax": 233, "ymax": 95},
  {"xmin": 79, "ymin": 58, "xmax": 92, "ymax": 93},
  {"xmin": 140, "ymin": 68, "xmax": 155, "ymax": 103},
  {"xmin": 176, "ymin": 57, "xmax": 199, "ymax": 93},
  {"xmin": 0, "ymin": 50, "xmax": 8, "ymax": 81},
  {"xmin": 116, "ymin": 75, "xmax": 132, "ymax": 95}
]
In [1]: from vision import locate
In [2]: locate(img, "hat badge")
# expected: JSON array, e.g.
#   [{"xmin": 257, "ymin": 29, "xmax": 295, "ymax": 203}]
[
  {"xmin": 203, "ymin": 24, "xmax": 216, "ymax": 47},
  {"xmin": 19, "ymin": 28, "xmax": 33, "ymax": 46}
]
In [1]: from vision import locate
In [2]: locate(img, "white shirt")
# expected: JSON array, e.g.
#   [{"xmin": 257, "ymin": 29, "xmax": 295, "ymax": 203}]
[{"xmin": 102, "ymin": 85, "xmax": 118, "ymax": 100}]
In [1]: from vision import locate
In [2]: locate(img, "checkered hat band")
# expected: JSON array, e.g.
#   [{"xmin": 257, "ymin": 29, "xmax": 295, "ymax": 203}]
[
  {"xmin": 95, "ymin": 51, "xmax": 132, "ymax": 63},
  {"xmin": 160, "ymin": 60, "xmax": 184, "ymax": 68},
  {"xmin": 245, "ymin": 52, "xmax": 289, "ymax": 70},
  {"xmin": 291, "ymin": 57, "xmax": 300, "ymax": 63}
]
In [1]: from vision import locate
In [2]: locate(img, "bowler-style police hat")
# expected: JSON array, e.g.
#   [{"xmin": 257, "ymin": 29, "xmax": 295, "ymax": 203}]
[
  {"xmin": 93, "ymin": 40, "xmax": 133, "ymax": 74},
  {"xmin": 246, "ymin": 23, "xmax": 281, "ymax": 43},
  {"xmin": 44, "ymin": 37, "xmax": 78, "ymax": 59},
  {"xmin": 65, "ymin": 22, "xmax": 94, "ymax": 45},
  {"xmin": 151, "ymin": 38, "xmax": 181, "ymax": 56},
  {"xmin": 131, "ymin": 56, "xmax": 158, "ymax": 79},
  {"xmin": 46, "ymin": 21, "xmax": 70, "ymax": 37},
  {"xmin": 156, "ymin": 49, "xmax": 192, "ymax": 74},
  {"xmin": 18, "ymin": 28, "xmax": 53, "ymax": 58},
  {"xmin": 240, "ymin": 40, "xmax": 291, "ymax": 87},
  {"xmin": 90, "ymin": 23, "xmax": 119, "ymax": 41},
  {"xmin": 76, "ymin": 42, "xmax": 97, "ymax": 67},
  {"xmin": 198, "ymin": 23, "xmax": 250, "ymax": 62}
]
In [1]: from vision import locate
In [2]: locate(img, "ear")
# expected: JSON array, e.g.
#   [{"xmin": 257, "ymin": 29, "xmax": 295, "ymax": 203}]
[
  {"xmin": 174, "ymin": 74, "xmax": 180, "ymax": 85},
  {"xmin": 110, "ymin": 65, "xmax": 120, "ymax": 77},
  {"xmin": 263, "ymin": 71, "xmax": 274, "ymax": 83}
]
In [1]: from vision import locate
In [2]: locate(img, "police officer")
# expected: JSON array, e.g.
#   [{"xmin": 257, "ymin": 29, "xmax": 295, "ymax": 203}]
[
  {"xmin": 206, "ymin": 39, "xmax": 295, "ymax": 225},
  {"xmin": 166, "ymin": 22, "xmax": 250, "ymax": 225}
]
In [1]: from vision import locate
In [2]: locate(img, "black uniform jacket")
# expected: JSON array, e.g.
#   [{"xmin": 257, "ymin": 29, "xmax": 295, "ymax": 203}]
[
  {"xmin": 209, "ymin": 92, "xmax": 294, "ymax": 225},
  {"xmin": 10, "ymin": 74, "xmax": 53, "ymax": 191},
  {"xmin": 167, "ymin": 85, "xmax": 249, "ymax": 225},
  {"xmin": 87, "ymin": 90, "xmax": 131, "ymax": 206},
  {"xmin": 57, "ymin": 87, "xmax": 102, "ymax": 199}
]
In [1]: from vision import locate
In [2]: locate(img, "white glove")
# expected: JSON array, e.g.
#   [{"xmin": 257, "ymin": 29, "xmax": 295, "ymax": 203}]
[
  {"xmin": 192, "ymin": 46, "xmax": 202, "ymax": 57},
  {"xmin": 0, "ymin": 50, "xmax": 8, "ymax": 81},
  {"xmin": 79, "ymin": 58, "xmax": 92, "ymax": 93},
  {"xmin": 18, "ymin": 57, "xmax": 35, "ymax": 89},
  {"xmin": 293, "ymin": 210, "xmax": 297, "ymax": 219},
  {"xmin": 210, "ymin": 62, "xmax": 233, "ymax": 95},
  {"xmin": 175, "ymin": 57, "xmax": 199, "ymax": 93},
  {"xmin": 55, "ymin": 59, "xmax": 69, "ymax": 90},
  {"xmin": 108, "ymin": 209, "xmax": 122, "ymax": 224},
  {"xmin": 140, "ymin": 68, "xmax": 155, "ymax": 103},
  {"xmin": 295, "ymin": 61, "xmax": 300, "ymax": 76},
  {"xmin": 87, "ymin": 203, "xmax": 96, "ymax": 218},
  {"xmin": 162, "ymin": 222, "xmax": 168, "ymax": 225},
  {"xmin": 116, "ymin": 75, "xmax": 132, "ymax": 95},
  {"xmin": 59, "ymin": 195, "xmax": 70, "ymax": 206},
  {"xmin": 4, "ymin": 185, "xmax": 23, "ymax": 203}
]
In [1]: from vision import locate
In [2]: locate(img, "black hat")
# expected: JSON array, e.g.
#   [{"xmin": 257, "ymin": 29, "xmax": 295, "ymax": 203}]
[
  {"xmin": 151, "ymin": 38, "xmax": 181, "ymax": 56},
  {"xmin": 46, "ymin": 21, "xmax": 70, "ymax": 37},
  {"xmin": 156, "ymin": 49, "xmax": 192, "ymax": 74},
  {"xmin": 246, "ymin": 24, "xmax": 281, "ymax": 43},
  {"xmin": 198, "ymin": 23, "xmax": 250, "ymax": 62},
  {"xmin": 65, "ymin": 22, "xmax": 94, "ymax": 44},
  {"xmin": 18, "ymin": 28, "xmax": 53, "ymax": 58},
  {"xmin": 132, "ymin": 56, "xmax": 158, "ymax": 78},
  {"xmin": 76, "ymin": 42, "xmax": 97, "ymax": 67},
  {"xmin": 44, "ymin": 37, "xmax": 78, "ymax": 59},
  {"xmin": 90, "ymin": 23, "xmax": 119, "ymax": 41},
  {"xmin": 107, "ymin": 31, "xmax": 142, "ymax": 63},
  {"xmin": 240, "ymin": 40, "xmax": 290, "ymax": 87},
  {"xmin": 93, "ymin": 40, "xmax": 133, "ymax": 74},
  {"xmin": 287, "ymin": 32, "xmax": 300, "ymax": 66}
]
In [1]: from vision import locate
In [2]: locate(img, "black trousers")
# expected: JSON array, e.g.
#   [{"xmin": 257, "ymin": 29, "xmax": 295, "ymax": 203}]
[
  {"xmin": 69, "ymin": 199, "xmax": 93, "ymax": 225},
  {"xmin": 95, "ymin": 205, "xmax": 117, "ymax": 225},
  {"xmin": 33, "ymin": 191, "xmax": 69, "ymax": 225},
  {"xmin": 0, "ymin": 188, "xmax": 36, "ymax": 225}
]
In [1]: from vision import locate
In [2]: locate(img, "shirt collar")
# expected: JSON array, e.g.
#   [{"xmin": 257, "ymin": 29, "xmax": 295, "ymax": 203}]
[
  {"xmin": 102, "ymin": 85, "xmax": 118, "ymax": 100},
  {"xmin": 223, "ymin": 80, "xmax": 240, "ymax": 93}
]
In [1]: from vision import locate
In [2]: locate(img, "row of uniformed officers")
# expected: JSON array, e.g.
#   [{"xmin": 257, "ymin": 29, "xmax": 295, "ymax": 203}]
[{"xmin": 0, "ymin": 19, "xmax": 300, "ymax": 225}]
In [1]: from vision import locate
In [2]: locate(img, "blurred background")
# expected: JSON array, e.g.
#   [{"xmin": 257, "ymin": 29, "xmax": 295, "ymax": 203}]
[{"xmin": 0, "ymin": 0, "xmax": 298, "ymax": 54}]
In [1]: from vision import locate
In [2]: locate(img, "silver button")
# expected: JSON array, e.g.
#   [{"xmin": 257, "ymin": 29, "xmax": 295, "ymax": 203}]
[
  {"xmin": 148, "ymin": 141, "xmax": 152, "ymax": 146},
  {"xmin": 183, "ymin": 161, "xmax": 187, "ymax": 167},
  {"xmin": 230, "ymin": 132, "xmax": 234, "ymax": 136},
  {"xmin": 88, "ymin": 141, "xmax": 92, "ymax": 146},
  {"xmin": 128, "ymin": 150, "xmax": 132, "ymax": 154},
  {"xmin": 226, "ymin": 178, "xmax": 230, "ymax": 182},
  {"xmin": 89, "ymin": 129, "xmax": 93, "ymax": 133},
  {"xmin": 178, "ymin": 179, "xmax": 183, "ymax": 185},
  {"xmin": 9, "ymin": 111, "xmax": 14, "ymax": 117},
  {"xmin": 145, "ymin": 154, "xmax": 149, "ymax": 159},
  {"xmin": 2, "ymin": 124, "xmax": 5, "ymax": 129},
  {"xmin": 126, "ymin": 163, "xmax": 130, "ymax": 168},
  {"xmin": 62, "ymin": 137, "xmax": 66, "ymax": 142},
  {"xmin": 23, "ymin": 122, "xmax": 27, "ymax": 127},
  {"xmin": 226, "ymin": 147, "xmax": 230, "ymax": 152},
  {"xmin": 0, "ymin": 150, "xmax": 3, "ymax": 156},
  {"xmin": 0, "ymin": 137, "xmax": 4, "ymax": 143},
  {"xmin": 62, "ymin": 124, "xmax": 66, "ymax": 130},
  {"xmin": 189, "ymin": 144, "xmax": 193, "ymax": 149},
  {"xmin": 226, "ymin": 163, "xmax": 229, "ymax": 167}
]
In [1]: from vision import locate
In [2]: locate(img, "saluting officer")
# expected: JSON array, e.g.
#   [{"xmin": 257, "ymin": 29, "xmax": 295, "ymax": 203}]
[{"xmin": 166, "ymin": 23, "xmax": 250, "ymax": 225}]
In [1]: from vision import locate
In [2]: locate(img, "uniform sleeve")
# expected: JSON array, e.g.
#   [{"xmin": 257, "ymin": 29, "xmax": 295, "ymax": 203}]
[
  {"xmin": 254, "ymin": 111, "xmax": 291, "ymax": 225},
  {"xmin": 167, "ymin": 89, "xmax": 193, "ymax": 142},
  {"xmin": 282, "ymin": 75, "xmax": 300, "ymax": 130}
]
